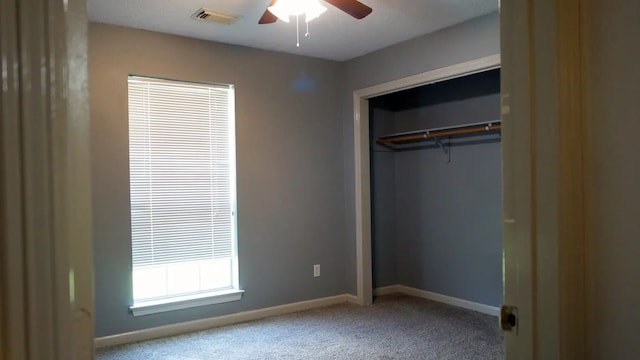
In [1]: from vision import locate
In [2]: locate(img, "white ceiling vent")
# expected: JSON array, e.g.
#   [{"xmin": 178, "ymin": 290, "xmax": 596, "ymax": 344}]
[{"xmin": 191, "ymin": 8, "xmax": 239, "ymax": 25}]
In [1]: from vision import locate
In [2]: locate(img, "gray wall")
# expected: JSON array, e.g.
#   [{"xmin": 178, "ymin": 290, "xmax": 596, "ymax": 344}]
[
  {"xmin": 90, "ymin": 23, "xmax": 347, "ymax": 337},
  {"xmin": 586, "ymin": 0, "xmax": 640, "ymax": 357},
  {"xmin": 370, "ymin": 109, "xmax": 397, "ymax": 288},
  {"xmin": 394, "ymin": 101, "xmax": 502, "ymax": 307},
  {"xmin": 370, "ymin": 72, "xmax": 502, "ymax": 306},
  {"xmin": 343, "ymin": 12, "xmax": 500, "ymax": 294}
]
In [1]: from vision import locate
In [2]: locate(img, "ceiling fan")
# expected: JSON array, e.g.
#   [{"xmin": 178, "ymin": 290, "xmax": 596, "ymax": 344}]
[{"xmin": 258, "ymin": 0, "xmax": 373, "ymax": 24}]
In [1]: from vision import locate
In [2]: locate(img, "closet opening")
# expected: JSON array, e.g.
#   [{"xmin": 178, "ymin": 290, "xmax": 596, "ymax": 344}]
[
  {"xmin": 368, "ymin": 67, "xmax": 503, "ymax": 313},
  {"xmin": 351, "ymin": 55, "xmax": 500, "ymax": 306}
]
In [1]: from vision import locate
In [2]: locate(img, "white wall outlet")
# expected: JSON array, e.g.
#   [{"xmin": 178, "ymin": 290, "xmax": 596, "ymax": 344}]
[{"xmin": 313, "ymin": 264, "xmax": 320, "ymax": 277}]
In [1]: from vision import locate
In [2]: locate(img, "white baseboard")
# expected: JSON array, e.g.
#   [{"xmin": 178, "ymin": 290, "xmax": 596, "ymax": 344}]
[
  {"xmin": 94, "ymin": 294, "xmax": 355, "ymax": 348},
  {"xmin": 344, "ymin": 294, "xmax": 360, "ymax": 304},
  {"xmin": 374, "ymin": 284, "xmax": 500, "ymax": 317},
  {"xmin": 373, "ymin": 285, "xmax": 403, "ymax": 296}
]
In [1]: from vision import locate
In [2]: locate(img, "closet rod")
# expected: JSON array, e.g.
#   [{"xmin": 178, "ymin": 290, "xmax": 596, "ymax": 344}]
[{"xmin": 377, "ymin": 121, "xmax": 501, "ymax": 145}]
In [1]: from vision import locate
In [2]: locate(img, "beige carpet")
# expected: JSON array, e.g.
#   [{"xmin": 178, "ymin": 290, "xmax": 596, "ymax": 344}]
[{"xmin": 97, "ymin": 294, "xmax": 504, "ymax": 359}]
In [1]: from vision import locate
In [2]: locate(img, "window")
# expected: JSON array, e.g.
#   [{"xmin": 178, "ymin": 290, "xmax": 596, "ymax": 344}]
[{"xmin": 127, "ymin": 76, "xmax": 241, "ymax": 316}]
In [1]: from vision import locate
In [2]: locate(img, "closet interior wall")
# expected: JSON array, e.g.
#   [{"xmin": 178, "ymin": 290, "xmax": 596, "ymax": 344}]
[{"xmin": 370, "ymin": 69, "xmax": 503, "ymax": 307}]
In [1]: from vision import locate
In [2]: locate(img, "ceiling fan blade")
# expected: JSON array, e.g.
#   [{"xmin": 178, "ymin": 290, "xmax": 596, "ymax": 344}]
[
  {"xmin": 324, "ymin": 0, "xmax": 372, "ymax": 19},
  {"xmin": 258, "ymin": 0, "xmax": 278, "ymax": 24}
]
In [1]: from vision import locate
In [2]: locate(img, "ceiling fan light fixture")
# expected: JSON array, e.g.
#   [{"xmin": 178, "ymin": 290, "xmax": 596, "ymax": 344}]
[
  {"xmin": 268, "ymin": 0, "xmax": 327, "ymax": 23},
  {"xmin": 304, "ymin": 3, "xmax": 327, "ymax": 23}
]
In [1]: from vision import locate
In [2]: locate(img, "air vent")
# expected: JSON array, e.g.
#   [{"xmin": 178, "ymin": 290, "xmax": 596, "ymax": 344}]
[{"xmin": 191, "ymin": 8, "xmax": 239, "ymax": 25}]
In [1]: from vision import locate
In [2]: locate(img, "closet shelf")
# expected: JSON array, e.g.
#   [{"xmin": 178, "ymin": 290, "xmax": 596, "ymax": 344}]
[{"xmin": 376, "ymin": 120, "xmax": 501, "ymax": 149}]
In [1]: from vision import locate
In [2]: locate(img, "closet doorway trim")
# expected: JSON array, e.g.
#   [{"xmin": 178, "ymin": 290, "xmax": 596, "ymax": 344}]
[{"xmin": 352, "ymin": 54, "xmax": 501, "ymax": 305}]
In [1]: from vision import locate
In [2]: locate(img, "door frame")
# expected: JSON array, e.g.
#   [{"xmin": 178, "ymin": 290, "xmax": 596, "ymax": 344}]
[{"xmin": 351, "ymin": 54, "xmax": 501, "ymax": 306}]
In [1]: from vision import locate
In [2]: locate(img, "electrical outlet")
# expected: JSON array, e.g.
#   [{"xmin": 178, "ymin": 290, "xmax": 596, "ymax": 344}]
[{"xmin": 313, "ymin": 264, "xmax": 320, "ymax": 277}]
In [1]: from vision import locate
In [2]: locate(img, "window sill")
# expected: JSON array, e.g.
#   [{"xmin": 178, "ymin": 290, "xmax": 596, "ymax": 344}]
[{"xmin": 130, "ymin": 289, "xmax": 244, "ymax": 317}]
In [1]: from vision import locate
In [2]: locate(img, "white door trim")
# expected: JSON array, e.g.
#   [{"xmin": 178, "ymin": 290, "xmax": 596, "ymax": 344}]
[{"xmin": 351, "ymin": 54, "xmax": 501, "ymax": 305}]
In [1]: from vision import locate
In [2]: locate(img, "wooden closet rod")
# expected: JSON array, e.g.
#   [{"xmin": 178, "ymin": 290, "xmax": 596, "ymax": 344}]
[{"xmin": 377, "ymin": 122, "xmax": 501, "ymax": 145}]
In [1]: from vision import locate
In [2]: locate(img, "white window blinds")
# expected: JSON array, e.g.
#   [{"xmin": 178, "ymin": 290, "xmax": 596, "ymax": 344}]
[{"xmin": 128, "ymin": 76, "xmax": 237, "ymax": 302}]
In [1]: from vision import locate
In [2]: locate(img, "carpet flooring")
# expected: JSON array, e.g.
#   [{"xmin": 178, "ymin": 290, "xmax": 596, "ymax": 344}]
[{"xmin": 97, "ymin": 294, "xmax": 504, "ymax": 360}]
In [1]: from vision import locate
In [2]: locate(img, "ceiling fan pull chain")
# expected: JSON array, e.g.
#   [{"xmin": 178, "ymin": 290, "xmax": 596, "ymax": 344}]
[
  {"xmin": 296, "ymin": 15, "xmax": 300, "ymax": 47},
  {"xmin": 305, "ymin": 19, "xmax": 310, "ymax": 38}
]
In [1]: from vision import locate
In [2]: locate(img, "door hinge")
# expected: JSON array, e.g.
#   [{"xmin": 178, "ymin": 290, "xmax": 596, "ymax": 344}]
[{"xmin": 500, "ymin": 305, "xmax": 518, "ymax": 333}]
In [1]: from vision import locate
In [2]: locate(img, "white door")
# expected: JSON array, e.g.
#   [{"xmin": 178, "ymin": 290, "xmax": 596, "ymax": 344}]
[
  {"xmin": 0, "ymin": 0, "xmax": 94, "ymax": 359},
  {"xmin": 501, "ymin": 0, "xmax": 587, "ymax": 358}
]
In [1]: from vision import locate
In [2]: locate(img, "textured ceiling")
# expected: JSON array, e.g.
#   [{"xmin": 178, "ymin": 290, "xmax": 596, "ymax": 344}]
[{"xmin": 87, "ymin": 0, "xmax": 498, "ymax": 61}]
